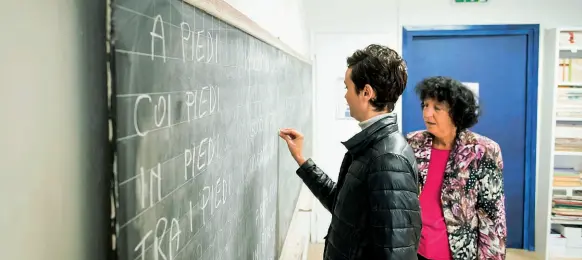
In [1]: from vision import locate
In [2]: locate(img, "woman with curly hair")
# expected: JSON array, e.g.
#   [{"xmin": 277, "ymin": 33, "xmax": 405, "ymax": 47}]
[{"xmin": 406, "ymin": 76, "xmax": 507, "ymax": 260}]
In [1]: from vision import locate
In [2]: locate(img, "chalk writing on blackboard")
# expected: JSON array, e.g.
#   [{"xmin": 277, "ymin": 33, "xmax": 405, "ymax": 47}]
[{"xmin": 109, "ymin": 1, "xmax": 312, "ymax": 259}]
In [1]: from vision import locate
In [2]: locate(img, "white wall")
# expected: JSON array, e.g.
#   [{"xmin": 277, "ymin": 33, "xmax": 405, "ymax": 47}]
[
  {"xmin": 225, "ymin": 0, "xmax": 311, "ymax": 57},
  {"xmin": 307, "ymin": 0, "xmax": 582, "ymax": 248},
  {"xmin": 306, "ymin": 0, "xmax": 582, "ymax": 33},
  {"xmin": 0, "ymin": 1, "xmax": 109, "ymax": 260}
]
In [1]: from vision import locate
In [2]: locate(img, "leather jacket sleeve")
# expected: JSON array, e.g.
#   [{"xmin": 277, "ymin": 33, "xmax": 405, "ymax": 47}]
[{"xmin": 295, "ymin": 158, "xmax": 337, "ymax": 212}]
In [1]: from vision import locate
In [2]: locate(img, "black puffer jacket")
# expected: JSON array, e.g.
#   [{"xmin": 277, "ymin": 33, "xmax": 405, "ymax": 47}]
[{"xmin": 297, "ymin": 115, "xmax": 421, "ymax": 260}]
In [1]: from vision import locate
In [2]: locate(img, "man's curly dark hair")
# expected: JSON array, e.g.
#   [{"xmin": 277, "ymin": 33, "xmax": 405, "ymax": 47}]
[
  {"xmin": 414, "ymin": 76, "xmax": 480, "ymax": 131},
  {"xmin": 346, "ymin": 44, "xmax": 407, "ymax": 112}
]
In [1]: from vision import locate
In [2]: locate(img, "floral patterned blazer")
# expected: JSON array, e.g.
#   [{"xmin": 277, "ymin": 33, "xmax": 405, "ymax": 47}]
[{"xmin": 406, "ymin": 130, "xmax": 507, "ymax": 260}]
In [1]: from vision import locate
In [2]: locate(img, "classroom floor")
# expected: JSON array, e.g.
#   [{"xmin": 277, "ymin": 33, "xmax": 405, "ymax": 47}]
[{"xmin": 306, "ymin": 243, "xmax": 543, "ymax": 260}]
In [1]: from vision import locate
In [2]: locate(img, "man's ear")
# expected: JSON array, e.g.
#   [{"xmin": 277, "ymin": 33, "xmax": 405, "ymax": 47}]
[{"xmin": 363, "ymin": 84, "xmax": 375, "ymax": 99}]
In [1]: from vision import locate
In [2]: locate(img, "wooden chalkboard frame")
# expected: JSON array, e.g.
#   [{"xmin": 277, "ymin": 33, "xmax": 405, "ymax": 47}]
[{"xmin": 184, "ymin": 0, "xmax": 311, "ymax": 64}]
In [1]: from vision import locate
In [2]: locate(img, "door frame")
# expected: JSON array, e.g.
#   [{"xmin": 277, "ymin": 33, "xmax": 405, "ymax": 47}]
[{"xmin": 401, "ymin": 24, "xmax": 540, "ymax": 251}]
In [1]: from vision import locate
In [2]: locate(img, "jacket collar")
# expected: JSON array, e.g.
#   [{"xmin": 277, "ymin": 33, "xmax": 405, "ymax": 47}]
[
  {"xmin": 417, "ymin": 129, "xmax": 478, "ymax": 154},
  {"xmin": 342, "ymin": 113, "xmax": 399, "ymax": 155},
  {"xmin": 358, "ymin": 113, "xmax": 392, "ymax": 130},
  {"xmin": 414, "ymin": 129, "xmax": 480, "ymax": 175}
]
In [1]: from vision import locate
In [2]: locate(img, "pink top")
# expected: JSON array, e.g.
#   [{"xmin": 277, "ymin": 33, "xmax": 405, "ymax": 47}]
[{"xmin": 418, "ymin": 148, "xmax": 453, "ymax": 260}]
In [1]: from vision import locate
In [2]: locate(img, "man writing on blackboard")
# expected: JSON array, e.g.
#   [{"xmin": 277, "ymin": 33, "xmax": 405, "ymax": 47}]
[{"xmin": 279, "ymin": 44, "xmax": 421, "ymax": 260}]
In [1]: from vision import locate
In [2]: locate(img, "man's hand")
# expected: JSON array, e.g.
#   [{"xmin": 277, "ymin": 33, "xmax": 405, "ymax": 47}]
[{"xmin": 278, "ymin": 128, "xmax": 306, "ymax": 166}]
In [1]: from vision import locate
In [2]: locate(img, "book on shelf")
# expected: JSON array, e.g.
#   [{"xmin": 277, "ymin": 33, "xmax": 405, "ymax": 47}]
[
  {"xmin": 552, "ymin": 215, "xmax": 582, "ymax": 223},
  {"xmin": 552, "ymin": 167, "xmax": 582, "ymax": 220},
  {"xmin": 552, "ymin": 197, "xmax": 582, "ymax": 220},
  {"xmin": 556, "ymin": 85, "xmax": 582, "ymax": 119},
  {"xmin": 556, "ymin": 111, "xmax": 582, "ymax": 119},
  {"xmin": 555, "ymin": 138, "xmax": 582, "ymax": 153},
  {"xmin": 558, "ymin": 58, "xmax": 582, "ymax": 83}
]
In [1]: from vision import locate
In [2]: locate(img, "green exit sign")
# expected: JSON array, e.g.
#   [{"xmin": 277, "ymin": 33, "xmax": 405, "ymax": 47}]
[{"xmin": 455, "ymin": 0, "xmax": 488, "ymax": 2}]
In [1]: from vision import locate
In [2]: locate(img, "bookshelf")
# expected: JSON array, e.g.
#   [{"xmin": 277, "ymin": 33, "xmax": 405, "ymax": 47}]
[{"xmin": 537, "ymin": 27, "xmax": 582, "ymax": 259}]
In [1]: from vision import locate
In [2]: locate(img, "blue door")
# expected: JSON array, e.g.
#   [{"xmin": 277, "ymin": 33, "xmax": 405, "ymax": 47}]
[{"xmin": 402, "ymin": 26, "xmax": 539, "ymax": 249}]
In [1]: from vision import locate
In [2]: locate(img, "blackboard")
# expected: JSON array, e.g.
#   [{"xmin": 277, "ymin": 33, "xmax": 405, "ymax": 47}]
[{"xmin": 107, "ymin": 0, "xmax": 313, "ymax": 260}]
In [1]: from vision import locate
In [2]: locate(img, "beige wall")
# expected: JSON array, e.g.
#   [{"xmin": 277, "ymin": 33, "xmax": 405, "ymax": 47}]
[{"xmin": 0, "ymin": 1, "xmax": 110, "ymax": 259}]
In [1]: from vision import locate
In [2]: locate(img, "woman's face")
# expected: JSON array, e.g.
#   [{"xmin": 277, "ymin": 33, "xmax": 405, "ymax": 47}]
[{"xmin": 422, "ymin": 98, "xmax": 457, "ymax": 138}]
